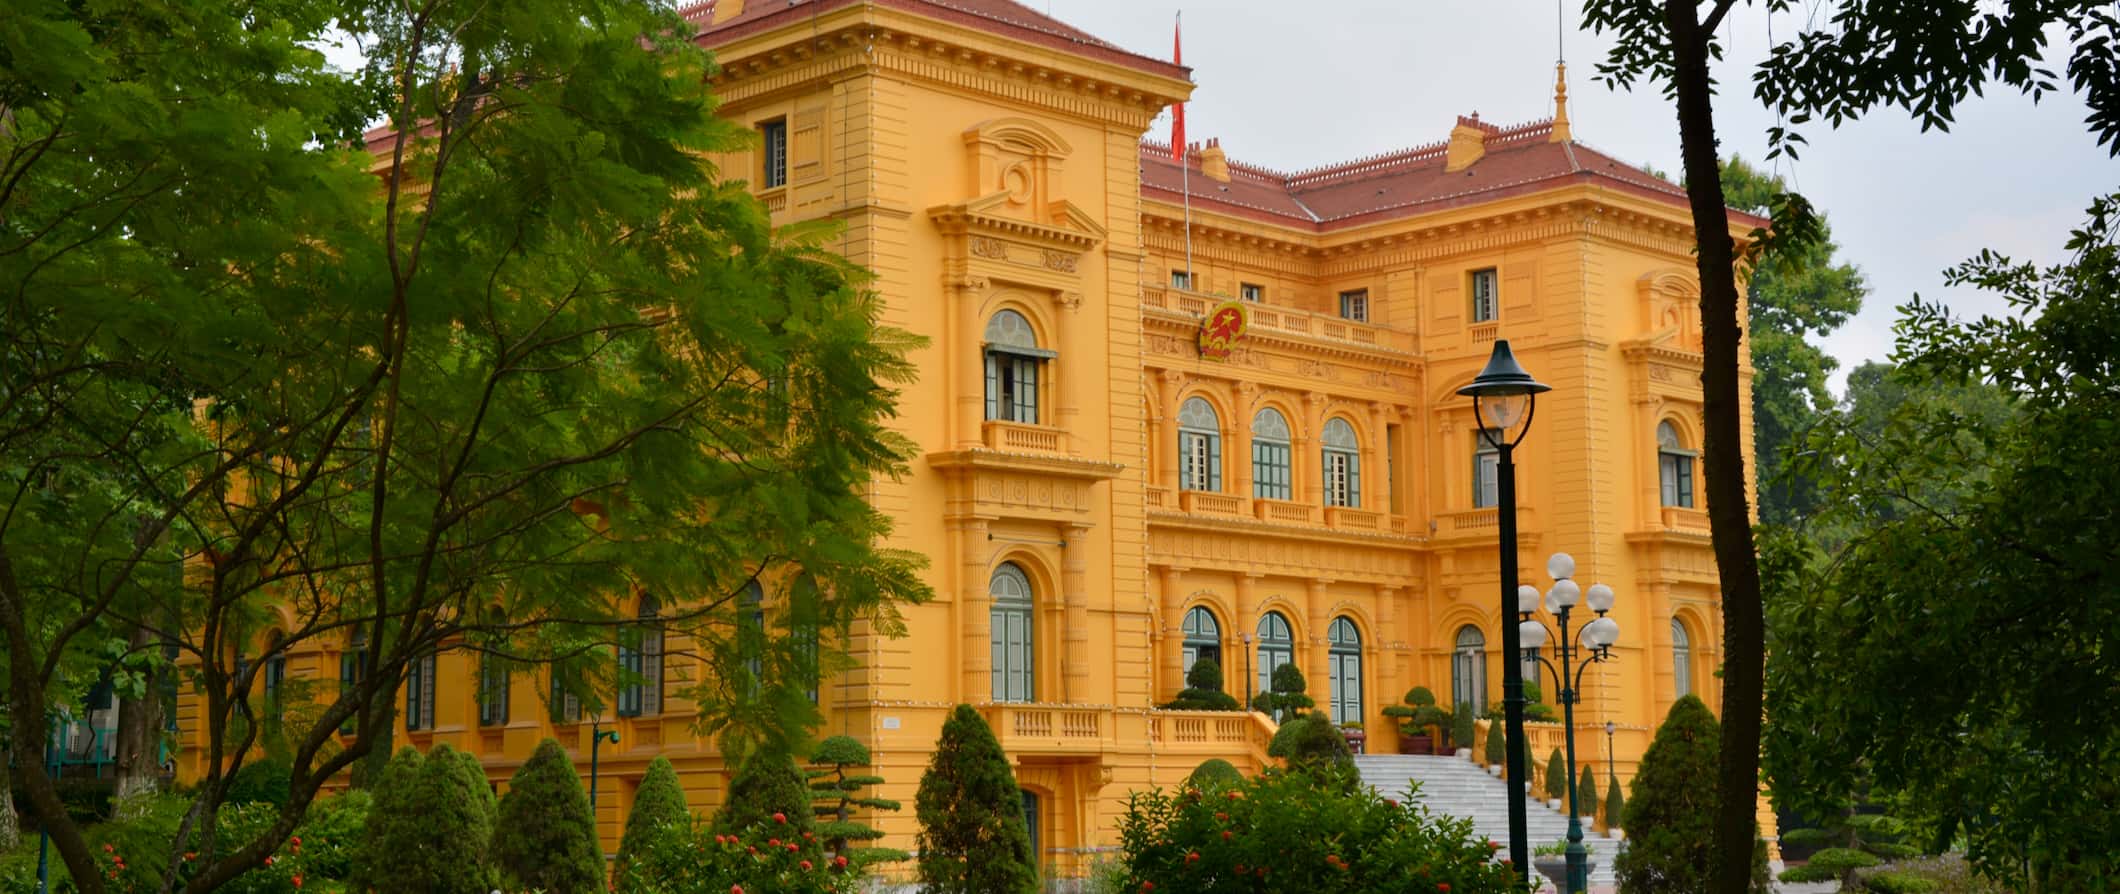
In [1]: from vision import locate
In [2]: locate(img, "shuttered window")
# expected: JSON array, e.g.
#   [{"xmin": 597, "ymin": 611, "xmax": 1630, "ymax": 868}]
[
  {"xmin": 990, "ymin": 563, "xmax": 1035, "ymax": 703},
  {"xmin": 1178, "ymin": 397, "xmax": 1222, "ymax": 492},
  {"xmin": 983, "ymin": 310, "xmax": 1051, "ymax": 424},
  {"xmin": 1322, "ymin": 417, "xmax": 1362, "ymax": 508},
  {"xmin": 1251, "ymin": 408, "xmax": 1292, "ymax": 500}
]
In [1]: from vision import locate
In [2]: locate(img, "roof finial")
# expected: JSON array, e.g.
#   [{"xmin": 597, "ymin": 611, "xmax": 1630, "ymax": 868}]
[{"xmin": 1550, "ymin": 62, "xmax": 1572, "ymax": 143}]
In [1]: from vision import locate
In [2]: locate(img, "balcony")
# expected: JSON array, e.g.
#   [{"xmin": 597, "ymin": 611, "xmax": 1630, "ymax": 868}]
[
  {"xmin": 1146, "ymin": 709, "xmax": 1278, "ymax": 758},
  {"xmin": 1141, "ymin": 285, "xmax": 1414, "ymax": 353},
  {"xmin": 980, "ymin": 703, "xmax": 1106, "ymax": 755},
  {"xmin": 1660, "ymin": 506, "xmax": 1711, "ymax": 531},
  {"xmin": 1470, "ymin": 321, "xmax": 1499, "ymax": 344},
  {"xmin": 983, "ymin": 419, "xmax": 1065, "ymax": 453},
  {"xmin": 1253, "ymin": 499, "xmax": 1313, "ymax": 524},
  {"xmin": 1325, "ymin": 506, "xmax": 1382, "ymax": 531},
  {"xmin": 1180, "ymin": 490, "xmax": 1245, "ymax": 515}
]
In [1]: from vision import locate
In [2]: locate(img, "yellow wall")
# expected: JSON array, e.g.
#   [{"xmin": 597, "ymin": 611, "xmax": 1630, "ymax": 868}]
[{"xmin": 179, "ymin": 2, "xmax": 1760, "ymax": 874}]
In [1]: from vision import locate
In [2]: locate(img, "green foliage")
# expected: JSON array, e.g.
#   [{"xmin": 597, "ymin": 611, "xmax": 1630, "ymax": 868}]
[
  {"xmin": 1379, "ymin": 687, "xmax": 1449, "ymax": 740},
  {"xmin": 1863, "ymin": 871, "xmax": 1943, "ymax": 894},
  {"xmin": 1780, "ymin": 847, "xmax": 1882, "ymax": 883},
  {"xmin": 805, "ymin": 736, "xmax": 904, "ymax": 869},
  {"xmin": 1266, "ymin": 712, "xmax": 1355, "ymax": 783},
  {"xmin": 915, "ymin": 705, "xmax": 1037, "ymax": 894},
  {"xmin": 1251, "ymin": 664, "xmax": 1315, "ymax": 724},
  {"xmin": 617, "ymin": 756, "xmax": 690, "ymax": 891},
  {"xmin": 623, "ymin": 816, "xmax": 864, "ymax": 894},
  {"xmin": 1604, "ymin": 778, "xmax": 1625, "ymax": 830},
  {"xmin": 494, "ymin": 740, "xmax": 601, "ymax": 894},
  {"xmin": 1612, "ymin": 696, "xmax": 1771, "ymax": 893},
  {"xmin": 224, "ymin": 760, "xmax": 293, "ymax": 808},
  {"xmin": 1450, "ymin": 703, "xmax": 1476, "ymax": 752},
  {"xmin": 1577, "ymin": 766, "xmax": 1600, "ymax": 821},
  {"xmin": 30, "ymin": 790, "xmax": 369, "ymax": 894},
  {"xmin": 1763, "ymin": 194, "xmax": 2120, "ymax": 891},
  {"xmin": 1162, "ymin": 658, "xmax": 1242, "ymax": 712},
  {"xmin": 0, "ymin": 0, "xmax": 930, "ymax": 888},
  {"xmin": 1483, "ymin": 722, "xmax": 1505, "ymax": 767},
  {"xmin": 1115, "ymin": 763, "xmax": 1520, "ymax": 893},
  {"xmin": 1518, "ymin": 681, "xmax": 1558, "ymax": 723},
  {"xmin": 1184, "ymin": 760, "xmax": 1244, "ymax": 792},
  {"xmin": 716, "ymin": 750, "xmax": 814, "ymax": 836},
  {"xmin": 1542, "ymin": 749, "xmax": 1567, "ymax": 801},
  {"xmin": 351, "ymin": 745, "xmax": 495, "ymax": 894}
]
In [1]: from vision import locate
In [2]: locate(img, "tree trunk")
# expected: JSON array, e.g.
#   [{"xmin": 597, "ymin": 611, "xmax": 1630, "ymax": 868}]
[
  {"xmin": 1663, "ymin": 2, "xmax": 1768, "ymax": 892},
  {"xmin": 0, "ymin": 739, "xmax": 16, "ymax": 850},
  {"xmin": 113, "ymin": 624, "xmax": 165, "ymax": 810}
]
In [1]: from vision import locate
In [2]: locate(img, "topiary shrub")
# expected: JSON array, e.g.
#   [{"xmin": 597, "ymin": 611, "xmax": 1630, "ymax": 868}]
[
  {"xmin": 1184, "ymin": 759, "xmax": 1244, "ymax": 792},
  {"xmin": 494, "ymin": 738, "xmax": 602, "ymax": 894},
  {"xmin": 1484, "ymin": 720, "xmax": 1506, "ymax": 768},
  {"xmin": 1605, "ymin": 777, "xmax": 1625, "ymax": 830},
  {"xmin": 915, "ymin": 704, "xmax": 1038, "ymax": 894},
  {"xmin": 1520, "ymin": 681, "xmax": 1559, "ymax": 722},
  {"xmin": 1860, "ymin": 869, "xmax": 1942, "ymax": 894},
  {"xmin": 617, "ymin": 755, "xmax": 690, "ymax": 892},
  {"xmin": 1780, "ymin": 846, "xmax": 1883, "ymax": 884},
  {"xmin": 350, "ymin": 746, "xmax": 424, "ymax": 892},
  {"xmin": 1577, "ymin": 765, "xmax": 1601, "ymax": 821},
  {"xmin": 807, "ymin": 735, "xmax": 905, "ymax": 869},
  {"xmin": 1451, "ymin": 702, "xmax": 1477, "ymax": 752},
  {"xmin": 350, "ymin": 744, "xmax": 497, "ymax": 894},
  {"xmin": 1160, "ymin": 658, "xmax": 1241, "ymax": 711},
  {"xmin": 1253, "ymin": 663, "xmax": 1314, "ymax": 723},
  {"xmin": 1544, "ymin": 748, "xmax": 1567, "ymax": 801},
  {"xmin": 1267, "ymin": 711, "xmax": 1355, "ymax": 782},
  {"xmin": 716, "ymin": 749, "xmax": 815, "ymax": 835},
  {"xmin": 224, "ymin": 757, "xmax": 293, "ymax": 808},
  {"xmin": 1115, "ymin": 761, "xmax": 1520, "ymax": 893},
  {"xmin": 1611, "ymin": 695, "xmax": 1771, "ymax": 892},
  {"xmin": 1380, "ymin": 687, "xmax": 1450, "ymax": 748}
]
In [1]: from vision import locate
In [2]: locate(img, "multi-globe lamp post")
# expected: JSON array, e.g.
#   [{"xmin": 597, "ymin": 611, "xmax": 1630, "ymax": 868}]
[
  {"xmin": 1455, "ymin": 339, "xmax": 1550, "ymax": 886},
  {"xmin": 1519, "ymin": 552, "xmax": 1621, "ymax": 894}
]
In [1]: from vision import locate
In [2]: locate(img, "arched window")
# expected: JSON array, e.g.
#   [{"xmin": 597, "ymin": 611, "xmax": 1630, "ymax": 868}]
[
  {"xmin": 1452, "ymin": 626, "xmax": 1486, "ymax": 711},
  {"xmin": 338, "ymin": 626, "xmax": 369, "ymax": 734},
  {"xmin": 984, "ymin": 310, "xmax": 1051, "ymax": 423},
  {"xmin": 1658, "ymin": 422, "xmax": 1696, "ymax": 508},
  {"xmin": 991, "ymin": 563, "xmax": 1035, "ymax": 703},
  {"xmin": 1322, "ymin": 417, "xmax": 1362, "ymax": 508},
  {"xmin": 618, "ymin": 595, "xmax": 663, "ymax": 717},
  {"xmin": 1178, "ymin": 397, "xmax": 1222, "ymax": 492},
  {"xmin": 1256, "ymin": 612, "xmax": 1295, "ymax": 698},
  {"xmin": 1327, "ymin": 617, "xmax": 1363, "ymax": 725},
  {"xmin": 478, "ymin": 654, "xmax": 511, "ymax": 727},
  {"xmin": 1182, "ymin": 606, "xmax": 1222, "ymax": 678},
  {"xmin": 261, "ymin": 631, "xmax": 287, "ymax": 718},
  {"xmin": 1021, "ymin": 790, "xmax": 1042, "ymax": 862},
  {"xmin": 1251, "ymin": 408, "xmax": 1293, "ymax": 500},
  {"xmin": 1672, "ymin": 618, "xmax": 1693, "ymax": 697}
]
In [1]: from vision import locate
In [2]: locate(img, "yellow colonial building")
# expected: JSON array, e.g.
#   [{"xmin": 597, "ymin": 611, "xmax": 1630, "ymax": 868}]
[{"xmin": 177, "ymin": 0, "xmax": 1763, "ymax": 872}]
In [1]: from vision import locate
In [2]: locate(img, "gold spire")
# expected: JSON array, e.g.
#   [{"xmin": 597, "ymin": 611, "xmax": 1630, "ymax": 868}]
[{"xmin": 1550, "ymin": 62, "xmax": 1572, "ymax": 143}]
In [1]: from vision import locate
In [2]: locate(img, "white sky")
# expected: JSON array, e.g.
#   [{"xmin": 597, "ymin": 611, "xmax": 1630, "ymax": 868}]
[{"xmin": 1038, "ymin": 0, "xmax": 2114, "ymax": 395}]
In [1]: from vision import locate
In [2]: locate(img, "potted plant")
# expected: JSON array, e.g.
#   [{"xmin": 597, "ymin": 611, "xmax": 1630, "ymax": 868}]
[
  {"xmin": 1339, "ymin": 721, "xmax": 1365, "ymax": 754},
  {"xmin": 1532, "ymin": 839, "xmax": 1596, "ymax": 891},
  {"xmin": 1451, "ymin": 702, "xmax": 1477, "ymax": 761},
  {"xmin": 1484, "ymin": 720, "xmax": 1506, "ymax": 776},
  {"xmin": 1379, "ymin": 687, "xmax": 1450, "ymax": 754}
]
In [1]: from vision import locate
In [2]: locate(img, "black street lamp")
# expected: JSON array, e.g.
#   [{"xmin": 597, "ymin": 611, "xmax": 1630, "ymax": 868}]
[
  {"xmin": 588, "ymin": 721, "xmax": 621, "ymax": 854},
  {"xmin": 1605, "ymin": 720, "xmax": 1618, "ymax": 791},
  {"xmin": 1455, "ymin": 339, "xmax": 1550, "ymax": 886},
  {"xmin": 1521, "ymin": 552, "xmax": 1622, "ymax": 894}
]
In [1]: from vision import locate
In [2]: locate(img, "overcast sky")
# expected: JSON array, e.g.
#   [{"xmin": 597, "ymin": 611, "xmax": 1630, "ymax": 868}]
[{"xmin": 1036, "ymin": 0, "xmax": 2112, "ymax": 395}]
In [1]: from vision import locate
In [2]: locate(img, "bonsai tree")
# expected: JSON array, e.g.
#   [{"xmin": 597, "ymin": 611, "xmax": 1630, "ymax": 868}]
[
  {"xmin": 1267, "ymin": 710, "xmax": 1355, "ymax": 781},
  {"xmin": 808, "ymin": 734, "xmax": 906, "ymax": 866},
  {"xmin": 1578, "ymin": 764, "xmax": 1601, "ymax": 822},
  {"xmin": 1605, "ymin": 777, "xmax": 1625, "ymax": 831},
  {"xmin": 714, "ymin": 748, "xmax": 814, "ymax": 834},
  {"xmin": 616, "ymin": 755, "xmax": 689, "ymax": 890},
  {"xmin": 1544, "ymin": 747, "xmax": 1568, "ymax": 801},
  {"xmin": 1777, "ymin": 801, "xmax": 1916, "ymax": 887},
  {"xmin": 1520, "ymin": 680, "xmax": 1559, "ymax": 722},
  {"xmin": 916, "ymin": 705, "xmax": 1038, "ymax": 894},
  {"xmin": 1451, "ymin": 702, "xmax": 1477, "ymax": 752},
  {"xmin": 1184, "ymin": 758, "xmax": 1243, "ymax": 791},
  {"xmin": 1252, "ymin": 662, "xmax": 1314, "ymax": 724},
  {"xmin": 1380, "ymin": 686, "xmax": 1450, "ymax": 750},
  {"xmin": 1160, "ymin": 658, "xmax": 1241, "ymax": 711},
  {"xmin": 1611, "ymin": 696, "xmax": 1771, "ymax": 892},
  {"xmin": 1484, "ymin": 720, "xmax": 1507, "ymax": 769},
  {"xmin": 494, "ymin": 739, "xmax": 602, "ymax": 894}
]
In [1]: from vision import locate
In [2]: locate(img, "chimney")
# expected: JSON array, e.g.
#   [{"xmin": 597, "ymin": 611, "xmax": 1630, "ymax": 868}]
[
  {"xmin": 1200, "ymin": 139, "xmax": 1230, "ymax": 183},
  {"xmin": 713, "ymin": 0, "xmax": 744, "ymax": 23},
  {"xmin": 1445, "ymin": 115, "xmax": 1487, "ymax": 172}
]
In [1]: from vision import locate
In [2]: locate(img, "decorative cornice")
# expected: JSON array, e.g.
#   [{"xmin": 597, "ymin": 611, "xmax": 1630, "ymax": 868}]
[{"xmin": 926, "ymin": 448, "xmax": 1124, "ymax": 481}]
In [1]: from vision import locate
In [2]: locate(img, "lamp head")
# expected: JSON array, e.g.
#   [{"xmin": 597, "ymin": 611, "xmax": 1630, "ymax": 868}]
[
  {"xmin": 1457, "ymin": 340, "xmax": 1551, "ymax": 446},
  {"xmin": 1582, "ymin": 616, "xmax": 1620, "ymax": 651},
  {"xmin": 1546, "ymin": 552, "xmax": 1576, "ymax": 581},
  {"xmin": 1518, "ymin": 619, "xmax": 1549, "ymax": 650},
  {"xmin": 1585, "ymin": 583, "xmax": 1616, "ymax": 613},
  {"xmin": 1546, "ymin": 578, "xmax": 1581, "ymax": 614},
  {"xmin": 1517, "ymin": 585, "xmax": 1541, "ymax": 616}
]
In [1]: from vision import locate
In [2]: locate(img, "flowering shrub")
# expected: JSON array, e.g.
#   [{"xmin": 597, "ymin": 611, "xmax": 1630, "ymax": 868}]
[
  {"xmin": 624, "ymin": 812, "xmax": 865, "ymax": 894},
  {"xmin": 1116, "ymin": 765, "xmax": 1522, "ymax": 893}
]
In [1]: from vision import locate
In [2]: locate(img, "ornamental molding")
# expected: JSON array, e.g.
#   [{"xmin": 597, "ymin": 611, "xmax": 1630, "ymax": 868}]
[
  {"xmin": 926, "ymin": 447, "xmax": 1124, "ymax": 482},
  {"xmin": 1141, "ymin": 307, "xmax": 1418, "ymax": 368},
  {"xmin": 930, "ymin": 192, "xmax": 1107, "ymax": 255}
]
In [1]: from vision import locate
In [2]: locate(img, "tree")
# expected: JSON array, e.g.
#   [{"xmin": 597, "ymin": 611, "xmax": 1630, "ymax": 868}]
[
  {"xmin": 915, "ymin": 705, "xmax": 1038, "ymax": 894},
  {"xmin": 1612, "ymin": 696, "xmax": 1768, "ymax": 893},
  {"xmin": 0, "ymin": 1, "xmax": 927, "ymax": 890},
  {"xmin": 1763, "ymin": 194, "xmax": 2120, "ymax": 889},
  {"xmin": 1578, "ymin": 765, "xmax": 1601, "ymax": 822},
  {"xmin": 351, "ymin": 747, "xmax": 425, "ymax": 892},
  {"xmin": 1544, "ymin": 748, "xmax": 1568, "ymax": 801},
  {"xmin": 494, "ymin": 739, "xmax": 601, "ymax": 894},
  {"xmin": 617, "ymin": 755, "xmax": 689, "ymax": 889},
  {"xmin": 1452, "ymin": 702, "xmax": 1477, "ymax": 753},
  {"xmin": 1184, "ymin": 759, "xmax": 1244, "ymax": 791},
  {"xmin": 1160, "ymin": 657, "xmax": 1241, "ymax": 711},
  {"xmin": 1268, "ymin": 711, "xmax": 1356, "ymax": 782},
  {"xmin": 715, "ymin": 749, "xmax": 815, "ymax": 834},
  {"xmin": 1485, "ymin": 719, "xmax": 1507, "ymax": 768},
  {"xmin": 807, "ymin": 735, "xmax": 904, "ymax": 866},
  {"xmin": 1606, "ymin": 778, "xmax": 1626, "ymax": 831},
  {"xmin": 1381, "ymin": 686, "xmax": 1450, "ymax": 745},
  {"xmin": 1251, "ymin": 663, "xmax": 1314, "ymax": 723},
  {"xmin": 1718, "ymin": 156, "xmax": 1868, "ymax": 525}
]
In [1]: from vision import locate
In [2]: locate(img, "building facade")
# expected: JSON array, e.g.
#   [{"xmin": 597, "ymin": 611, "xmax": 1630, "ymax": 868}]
[{"xmin": 177, "ymin": 0, "xmax": 1762, "ymax": 872}]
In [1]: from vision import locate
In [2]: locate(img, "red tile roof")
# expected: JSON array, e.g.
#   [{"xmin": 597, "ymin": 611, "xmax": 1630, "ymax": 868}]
[
  {"xmin": 1143, "ymin": 119, "xmax": 1760, "ymax": 232},
  {"xmin": 681, "ymin": 0, "xmax": 1188, "ymax": 81}
]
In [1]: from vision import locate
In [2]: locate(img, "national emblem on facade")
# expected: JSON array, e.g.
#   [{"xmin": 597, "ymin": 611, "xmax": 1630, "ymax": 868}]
[{"xmin": 1197, "ymin": 300, "xmax": 1248, "ymax": 360}]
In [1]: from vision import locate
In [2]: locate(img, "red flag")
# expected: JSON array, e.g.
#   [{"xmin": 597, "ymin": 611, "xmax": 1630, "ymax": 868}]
[{"xmin": 1170, "ymin": 14, "xmax": 1185, "ymax": 162}]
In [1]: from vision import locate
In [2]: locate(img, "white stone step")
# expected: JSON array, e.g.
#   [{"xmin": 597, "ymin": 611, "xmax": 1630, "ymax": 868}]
[{"xmin": 1354, "ymin": 754, "xmax": 1622, "ymax": 887}]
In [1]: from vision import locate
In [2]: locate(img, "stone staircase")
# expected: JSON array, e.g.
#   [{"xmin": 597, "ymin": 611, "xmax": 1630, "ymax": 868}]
[{"xmin": 1355, "ymin": 753, "xmax": 1621, "ymax": 889}]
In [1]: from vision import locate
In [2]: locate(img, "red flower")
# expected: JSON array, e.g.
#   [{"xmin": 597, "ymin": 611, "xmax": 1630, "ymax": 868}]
[
  {"xmin": 103, "ymin": 844, "xmax": 115, "ymax": 853},
  {"xmin": 833, "ymin": 855, "xmax": 848, "ymax": 868},
  {"xmin": 293, "ymin": 875, "xmax": 304, "ymax": 889},
  {"xmin": 800, "ymin": 860, "xmax": 813, "ymax": 870},
  {"xmin": 1438, "ymin": 885, "xmax": 1451, "ymax": 892},
  {"xmin": 1214, "ymin": 812, "xmax": 1228, "ymax": 821},
  {"xmin": 264, "ymin": 857, "xmax": 276, "ymax": 866},
  {"xmin": 1488, "ymin": 840, "xmax": 1502, "ymax": 850},
  {"xmin": 1139, "ymin": 883, "xmax": 1154, "ymax": 892},
  {"xmin": 786, "ymin": 842, "xmax": 799, "ymax": 852},
  {"xmin": 1385, "ymin": 798, "xmax": 1399, "ymax": 807},
  {"xmin": 1220, "ymin": 830, "xmax": 1232, "ymax": 841},
  {"xmin": 1184, "ymin": 851, "xmax": 1200, "ymax": 864},
  {"xmin": 773, "ymin": 812, "xmax": 787, "ymax": 824},
  {"xmin": 731, "ymin": 886, "xmax": 744, "ymax": 894},
  {"xmin": 769, "ymin": 838, "xmax": 782, "ymax": 847}
]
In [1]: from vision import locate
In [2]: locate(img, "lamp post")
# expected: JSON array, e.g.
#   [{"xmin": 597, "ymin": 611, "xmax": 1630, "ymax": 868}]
[
  {"xmin": 1519, "ymin": 552, "xmax": 1622, "ymax": 894},
  {"xmin": 1605, "ymin": 720, "xmax": 1618, "ymax": 790},
  {"xmin": 1455, "ymin": 338, "xmax": 1550, "ymax": 886},
  {"xmin": 587, "ymin": 721, "xmax": 620, "ymax": 854}
]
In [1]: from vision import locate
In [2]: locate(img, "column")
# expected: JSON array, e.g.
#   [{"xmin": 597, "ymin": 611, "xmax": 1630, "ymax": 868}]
[
  {"xmin": 1377, "ymin": 584, "xmax": 1401, "ymax": 727},
  {"xmin": 1233, "ymin": 382, "xmax": 1257, "ymax": 501},
  {"xmin": 1061, "ymin": 523, "xmax": 1092, "ymax": 703},
  {"xmin": 961, "ymin": 518, "xmax": 993, "ymax": 699},
  {"xmin": 1158, "ymin": 566, "xmax": 1186, "ymax": 703},
  {"xmin": 1236, "ymin": 574, "xmax": 1262, "ymax": 702},
  {"xmin": 1055, "ymin": 290, "xmax": 1082, "ymax": 451},
  {"xmin": 953, "ymin": 278, "xmax": 990, "ymax": 449},
  {"xmin": 1366, "ymin": 402, "xmax": 1389, "ymax": 514},
  {"xmin": 1158, "ymin": 371, "xmax": 1185, "ymax": 494},
  {"xmin": 1300, "ymin": 391, "xmax": 1327, "ymax": 505},
  {"xmin": 1304, "ymin": 578, "xmax": 1330, "ymax": 715}
]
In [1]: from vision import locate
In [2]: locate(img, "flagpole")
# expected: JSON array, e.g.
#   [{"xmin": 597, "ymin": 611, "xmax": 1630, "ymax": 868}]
[
  {"xmin": 1176, "ymin": 10, "xmax": 1193, "ymax": 288},
  {"xmin": 1182, "ymin": 146, "xmax": 1193, "ymax": 287}
]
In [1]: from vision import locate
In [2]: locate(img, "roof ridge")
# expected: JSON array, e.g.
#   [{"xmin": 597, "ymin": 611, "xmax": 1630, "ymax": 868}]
[{"xmin": 1284, "ymin": 139, "xmax": 1450, "ymax": 188}]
